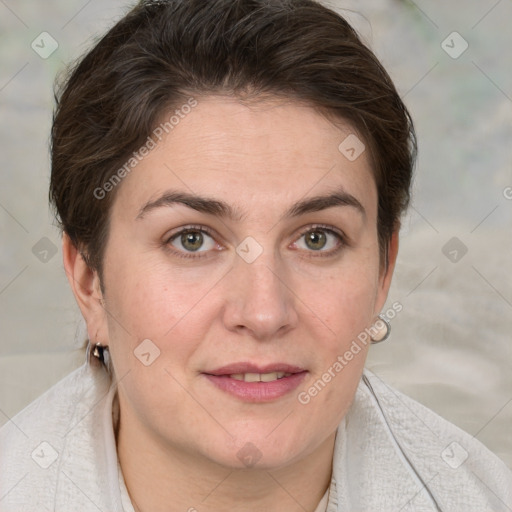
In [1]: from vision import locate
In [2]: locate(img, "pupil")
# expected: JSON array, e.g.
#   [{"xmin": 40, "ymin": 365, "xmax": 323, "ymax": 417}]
[
  {"xmin": 182, "ymin": 231, "xmax": 203, "ymax": 251},
  {"xmin": 307, "ymin": 231, "xmax": 326, "ymax": 250}
]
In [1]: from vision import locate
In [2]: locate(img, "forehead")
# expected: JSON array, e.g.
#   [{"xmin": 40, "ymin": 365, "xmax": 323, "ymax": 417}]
[{"xmin": 112, "ymin": 95, "xmax": 377, "ymax": 221}]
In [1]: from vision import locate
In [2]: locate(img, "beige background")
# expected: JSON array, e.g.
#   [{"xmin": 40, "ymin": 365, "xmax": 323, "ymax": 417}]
[{"xmin": 1, "ymin": 0, "xmax": 511, "ymax": 469}]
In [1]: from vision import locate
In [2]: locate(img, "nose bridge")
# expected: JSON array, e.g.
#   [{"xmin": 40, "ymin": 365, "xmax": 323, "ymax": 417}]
[{"xmin": 223, "ymin": 242, "xmax": 297, "ymax": 339}]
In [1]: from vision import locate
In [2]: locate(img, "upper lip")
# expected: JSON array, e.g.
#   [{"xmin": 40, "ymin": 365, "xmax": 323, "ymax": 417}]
[{"xmin": 205, "ymin": 362, "xmax": 306, "ymax": 375}]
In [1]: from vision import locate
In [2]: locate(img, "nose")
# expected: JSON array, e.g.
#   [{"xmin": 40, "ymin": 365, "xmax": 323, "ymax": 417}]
[{"xmin": 221, "ymin": 250, "xmax": 298, "ymax": 341}]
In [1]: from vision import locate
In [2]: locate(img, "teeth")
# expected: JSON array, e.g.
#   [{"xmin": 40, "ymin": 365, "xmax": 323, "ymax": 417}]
[
  {"xmin": 260, "ymin": 372, "xmax": 282, "ymax": 382},
  {"xmin": 229, "ymin": 372, "xmax": 291, "ymax": 382}
]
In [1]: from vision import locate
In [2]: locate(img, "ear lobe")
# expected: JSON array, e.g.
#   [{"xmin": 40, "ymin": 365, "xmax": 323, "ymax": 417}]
[{"xmin": 62, "ymin": 232, "xmax": 107, "ymax": 342}]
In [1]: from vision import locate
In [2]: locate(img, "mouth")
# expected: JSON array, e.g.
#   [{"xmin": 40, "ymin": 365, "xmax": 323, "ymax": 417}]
[{"xmin": 202, "ymin": 363, "xmax": 307, "ymax": 402}]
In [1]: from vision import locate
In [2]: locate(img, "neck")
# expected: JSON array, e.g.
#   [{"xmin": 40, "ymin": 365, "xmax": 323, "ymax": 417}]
[{"xmin": 116, "ymin": 405, "xmax": 336, "ymax": 512}]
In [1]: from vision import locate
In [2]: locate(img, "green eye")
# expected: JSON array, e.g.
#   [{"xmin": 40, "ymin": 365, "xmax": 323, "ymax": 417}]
[
  {"xmin": 294, "ymin": 227, "xmax": 343, "ymax": 255},
  {"xmin": 180, "ymin": 231, "xmax": 204, "ymax": 251},
  {"xmin": 304, "ymin": 230, "xmax": 328, "ymax": 251},
  {"xmin": 168, "ymin": 228, "xmax": 216, "ymax": 256}
]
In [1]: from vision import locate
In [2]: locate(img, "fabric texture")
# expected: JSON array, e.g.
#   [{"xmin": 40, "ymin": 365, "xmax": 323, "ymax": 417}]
[{"xmin": 1, "ymin": 362, "xmax": 510, "ymax": 511}]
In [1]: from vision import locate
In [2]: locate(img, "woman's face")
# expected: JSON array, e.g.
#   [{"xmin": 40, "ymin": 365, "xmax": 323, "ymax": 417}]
[{"xmin": 87, "ymin": 95, "xmax": 396, "ymax": 469}]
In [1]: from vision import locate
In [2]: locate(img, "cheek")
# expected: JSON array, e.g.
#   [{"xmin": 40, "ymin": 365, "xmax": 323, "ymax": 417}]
[
  {"xmin": 290, "ymin": 247, "xmax": 379, "ymax": 415},
  {"xmin": 294, "ymin": 250, "xmax": 380, "ymax": 340},
  {"xmin": 102, "ymin": 250, "xmax": 234, "ymax": 382},
  {"xmin": 333, "ymin": 270, "xmax": 379, "ymax": 334},
  {"xmin": 296, "ymin": 270, "xmax": 376, "ymax": 425},
  {"xmin": 103, "ymin": 260, "xmax": 216, "ymax": 420},
  {"xmin": 105, "ymin": 250, "xmax": 220, "ymax": 332}
]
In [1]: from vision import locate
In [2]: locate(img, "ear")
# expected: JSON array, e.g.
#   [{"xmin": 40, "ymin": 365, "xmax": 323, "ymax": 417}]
[
  {"xmin": 374, "ymin": 229, "xmax": 399, "ymax": 314},
  {"xmin": 62, "ymin": 232, "xmax": 109, "ymax": 346}
]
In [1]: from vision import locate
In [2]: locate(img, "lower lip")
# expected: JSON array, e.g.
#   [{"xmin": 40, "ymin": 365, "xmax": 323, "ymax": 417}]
[{"xmin": 204, "ymin": 372, "xmax": 307, "ymax": 402}]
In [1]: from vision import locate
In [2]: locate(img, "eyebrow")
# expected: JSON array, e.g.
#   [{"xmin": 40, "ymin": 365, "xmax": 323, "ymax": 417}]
[{"xmin": 135, "ymin": 187, "xmax": 365, "ymax": 222}]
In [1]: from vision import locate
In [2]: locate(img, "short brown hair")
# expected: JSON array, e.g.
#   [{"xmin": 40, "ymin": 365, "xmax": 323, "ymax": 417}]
[{"xmin": 50, "ymin": 0, "xmax": 416, "ymax": 284}]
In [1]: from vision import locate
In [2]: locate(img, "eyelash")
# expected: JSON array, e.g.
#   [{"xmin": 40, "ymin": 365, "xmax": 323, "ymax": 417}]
[{"xmin": 165, "ymin": 224, "xmax": 346, "ymax": 260}]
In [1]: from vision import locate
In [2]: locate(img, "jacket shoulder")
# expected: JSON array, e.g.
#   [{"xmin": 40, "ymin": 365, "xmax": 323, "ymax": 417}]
[
  {"xmin": 0, "ymin": 364, "xmax": 112, "ymax": 511},
  {"xmin": 360, "ymin": 369, "xmax": 512, "ymax": 510}
]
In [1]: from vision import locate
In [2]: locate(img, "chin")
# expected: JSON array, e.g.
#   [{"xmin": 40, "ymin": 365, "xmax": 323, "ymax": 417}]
[{"xmin": 199, "ymin": 429, "xmax": 314, "ymax": 471}]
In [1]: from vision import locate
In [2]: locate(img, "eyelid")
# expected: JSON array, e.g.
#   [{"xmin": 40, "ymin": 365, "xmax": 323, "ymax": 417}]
[
  {"xmin": 295, "ymin": 223, "xmax": 346, "ymax": 241},
  {"xmin": 166, "ymin": 224, "xmax": 216, "ymax": 241}
]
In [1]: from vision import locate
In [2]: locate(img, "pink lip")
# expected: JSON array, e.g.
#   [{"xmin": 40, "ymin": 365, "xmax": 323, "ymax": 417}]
[{"xmin": 203, "ymin": 362, "xmax": 307, "ymax": 402}]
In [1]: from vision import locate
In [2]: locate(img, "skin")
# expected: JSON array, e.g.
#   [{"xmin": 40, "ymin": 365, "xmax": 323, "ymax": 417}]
[{"xmin": 63, "ymin": 95, "xmax": 399, "ymax": 512}]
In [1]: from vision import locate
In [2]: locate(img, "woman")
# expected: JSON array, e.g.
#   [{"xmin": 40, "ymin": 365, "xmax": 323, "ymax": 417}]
[{"xmin": 1, "ymin": 0, "xmax": 510, "ymax": 510}]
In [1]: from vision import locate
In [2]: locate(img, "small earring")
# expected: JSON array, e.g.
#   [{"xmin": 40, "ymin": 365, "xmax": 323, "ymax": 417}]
[
  {"xmin": 370, "ymin": 314, "xmax": 391, "ymax": 344},
  {"xmin": 87, "ymin": 341, "xmax": 108, "ymax": 367}
]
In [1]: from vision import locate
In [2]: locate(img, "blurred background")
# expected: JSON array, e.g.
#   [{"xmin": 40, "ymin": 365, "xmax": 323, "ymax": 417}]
[{"xmin": 1, "ymin": 0, "xmax": 511, "ymax": 468}]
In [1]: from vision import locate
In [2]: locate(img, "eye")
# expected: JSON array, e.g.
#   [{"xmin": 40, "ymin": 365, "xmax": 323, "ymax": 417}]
[
  {"xmin": 167, "ymin": 227, "xmax": 217, "ymax": 257},
  {"xmin": 292, "ymin": 225, "xmax": 345, "ymax": 256},
  {"xmin": 165, "ymin": 224, "xmax": 345, "ymax": 260}
]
